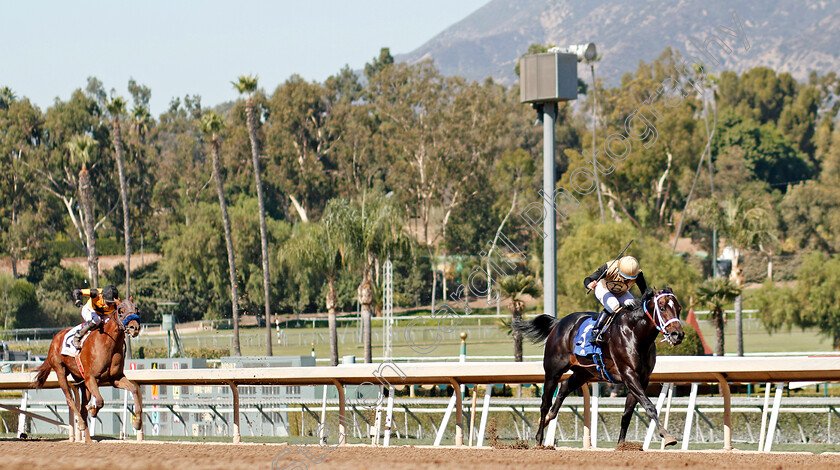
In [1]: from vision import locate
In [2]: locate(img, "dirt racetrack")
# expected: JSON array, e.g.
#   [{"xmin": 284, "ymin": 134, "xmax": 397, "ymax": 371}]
[{"xmin": 2, "ymin": 440, "xmax": 840, "ymax": 469}]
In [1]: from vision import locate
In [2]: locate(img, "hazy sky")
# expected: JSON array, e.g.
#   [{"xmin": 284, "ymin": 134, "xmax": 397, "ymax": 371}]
[{"xmin": 1, "ymin": 1, "xmax": 489, "ymax": 115}]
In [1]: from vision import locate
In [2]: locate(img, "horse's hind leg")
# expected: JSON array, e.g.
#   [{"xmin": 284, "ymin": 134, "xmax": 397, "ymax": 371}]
[
  {"xmin": 617, "ymin": 393, "xmax": 637, "ymax": 445},
  {"xmin": 535, "ymin": 375, "xmax": 559, "ymax": 446},
  {"xmin": 623, "ymin": 375, "xmax": 676, "ymax": 447},
  {"xmin": 547, "ymin": 371, "xmax": 590, "ymax": 422},
  {"xmin": 55, "ymin": 365, "xmax": 87, "ymax": 442}
]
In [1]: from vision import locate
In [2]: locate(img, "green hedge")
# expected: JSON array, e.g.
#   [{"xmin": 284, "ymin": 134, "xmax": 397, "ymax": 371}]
[
  {"xmin": 657, "ymin": 324, "xmax": 706, "ymax": 356},
  {"xmin": 135, "ymin": 346, "xmax": 229, "ymax": 359}
]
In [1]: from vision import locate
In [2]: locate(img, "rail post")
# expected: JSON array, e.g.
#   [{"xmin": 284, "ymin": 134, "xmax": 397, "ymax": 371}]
[
  {"xmin": 713, "ymin": 373, "xmax": 732, "ymax": 450},
  {"xmin": 17, "ymin": 390, "xmax": 28, "ymax": 438},
  {"xmin": 332, "ymin": 380, "xmax": 347, "ymax": 446},
  {"xmin": 763, "ymin": 382, "xmax": 785, "ymax": 452},
  {"xmin": 582, "ymin": 384, "xmax": 591, "ymax": 448},
  {"xmin": 476, "ymin": 385, "xmax": 492, "ymax": 446},
  {"xmin": 681, "ymin": 383, "xmax": 699, "ymax": 450},
  {"xmin": 758, "ymin": 382, "xmax": 772, "ymax": 451},
  {"xmin": 227, "ymin": 381, "xmax": 240, "ymax": 443},
  {"xmin": 590, "ymin": 382, "xmax": 599, "ymax": 448},
  {"xmin": 450, "ymin": 378, "xmax": 464, "ymax": 446}
]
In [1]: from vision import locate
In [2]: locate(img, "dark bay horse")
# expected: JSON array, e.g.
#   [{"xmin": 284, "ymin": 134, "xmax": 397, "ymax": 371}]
[
  {"xmin": 514, "ymin": 287, "xmax": 684, "ymax": 448},
  {"xmin": 33, "ymin": 298, "xmax": 143, "ymax": 442}
]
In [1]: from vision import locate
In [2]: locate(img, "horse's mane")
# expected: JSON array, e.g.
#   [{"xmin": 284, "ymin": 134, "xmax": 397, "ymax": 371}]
[
  {"xmin": 623, "ymin": 285, "xmax": 678, "ymax": 321},
  {"xmin": 623, "ymin": 287, "xmax": 657, "ymax": 322}
]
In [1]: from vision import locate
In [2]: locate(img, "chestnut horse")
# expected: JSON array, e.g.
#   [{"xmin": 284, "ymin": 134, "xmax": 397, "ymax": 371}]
[
  {"xmin": 513, "ymin": 287, "xmax": 684, "ymax": 448},
  {"xmin": 33, "ymin": 298, "xmax": 143, "ymax": 442}
]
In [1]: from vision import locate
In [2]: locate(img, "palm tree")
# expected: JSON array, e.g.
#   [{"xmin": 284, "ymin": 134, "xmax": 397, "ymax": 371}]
[
  {"xmin": 0, "ymin": 86, "xmax": 15, "ymax": 109},
  {"xmin": 333, "ymin": 194, "xmax": 407, "ymax": 363},
  {"xmin": 233, "ymin": 74, "xmax": 273, "ymax": 355},
  {"xmin": 698, "ymin": 196, "xmax": 776, "ymax": 355},
  {"xmin": 694, "ymin": 277, "xmax": 741, "ymax": 356},
  {"xmin": 499, "ymin": 273, "xmax": 541, "ymax": 362},
  {"xmin": 67, "ymin": 134, "xmax": 99, "ymax": 287},
  {"xmin": 107, "ymin": 97, "xmax": 132, "ymax": 297},
  {"xmin": 281, "ymin": 216, "xmax": 345, "ymax": 365},
  {"xmin": 202, "ymin": 111, "xmax": 241, "ymax": 356},
  {"xmin": 131, "ymin": 105, "xmax": 152, "ymax": 144}
]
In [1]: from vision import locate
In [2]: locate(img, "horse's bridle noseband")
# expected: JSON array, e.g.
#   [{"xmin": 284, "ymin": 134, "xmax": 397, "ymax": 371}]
[
  {"xmin": 643, "ymin": 292, "xmax": 682, "ymax": 335},
  {"xmin": 114, "ymin": 305, "xmax": 128, "ymax": 332}
]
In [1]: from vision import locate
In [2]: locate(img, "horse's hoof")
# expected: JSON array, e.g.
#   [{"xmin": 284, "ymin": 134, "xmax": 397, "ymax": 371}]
[
  {"xmin": 663, "ymin": 435, "xmax": 677, "ymax": 447},
  {"xmin": 136, "ymin": 430, "xmax": 144, "ymax": 441}
]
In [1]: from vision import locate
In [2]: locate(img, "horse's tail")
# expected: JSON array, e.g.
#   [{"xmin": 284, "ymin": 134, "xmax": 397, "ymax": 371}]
[
  {"xmin": 32, "ymin": 360, "xmax": 52, "ymax": 389},
  {"xmin": 513, "ymin": 314, "xmax": 559, "ymax": 344}
]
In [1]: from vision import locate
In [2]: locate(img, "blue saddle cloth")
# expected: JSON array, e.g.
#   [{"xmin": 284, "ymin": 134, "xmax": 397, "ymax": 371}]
[
  {"xmin": 574, "ymin": 316, "xmax": 614, "ymax": 383},
  {"xmin": 574, "ymin": 317, "xmax": 602, "ymax": 357}
]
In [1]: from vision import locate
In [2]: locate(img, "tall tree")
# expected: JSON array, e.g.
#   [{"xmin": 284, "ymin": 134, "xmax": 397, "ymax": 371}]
[
  {"xmin": 67, "ymin": 134, "xmax": 100, "ymax": 286},
  {"xmin": 202, "ymin": 111, "xmax": 241, "ymax": 355},
  {"xmin": 485, "ymin": 149, "xmax": 536, "ymax": 302},
  {"xmin": 696, "ymin": 196, "xmax": 776, "ymax": 355},
  {"xmin": 233, "ymin": 74, "xmax": 273, "ymax": 355},
  {"xmin": 265, "ymin": 75, "xmax": 338, "ymax": 222},
  {"xmin": 333, "ymin": 194, "xmax": 407, "ymax": 363},
  {"xmin": 107, "ymin": 97, "xmax": 132, "ymax": 296},
  {"xmin": 499, "ymin": 273, "xmax": 541, "ymax": 362},
  {"xmin": 0, "ymin": 94, "xmax": 44, "ymax": 278},
  {"xmin": 757, "ymin": 253, "xmax": 840, "ymax": 350},
  {"xmin": 693, "ymin": 277, "xmax": 741, "ymax": 356},
  {"xmin": 281, "ymin": 217, "xmax": 345, "ymax": 366}
]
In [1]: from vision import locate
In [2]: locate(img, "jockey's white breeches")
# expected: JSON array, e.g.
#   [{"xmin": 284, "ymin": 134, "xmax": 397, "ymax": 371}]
[
  {"xmin": 81, "ymin": 304, "xmax": 103, "ymax": 324},
  {"xmin": 594, "ymin": 282, "xmax": 635, "ymax": 313}
]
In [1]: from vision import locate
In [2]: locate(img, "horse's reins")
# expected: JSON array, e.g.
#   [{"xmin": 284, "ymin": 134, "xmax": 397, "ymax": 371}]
[{"xmin": 643, "ymin": 293, "xmax": 681, "ymax": 340}]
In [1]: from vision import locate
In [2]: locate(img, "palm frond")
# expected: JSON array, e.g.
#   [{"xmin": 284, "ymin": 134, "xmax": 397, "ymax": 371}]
[
  {"xmin": 201, "ymin": 111, "xmax": 225, "ymax": 136},
  {"xmin": 106, "ymin": 96, "xmax": 127, "ymax": 117},
  {"xmin": 232, "ymin": 75, "xmax": 259, "ymax": 95}
]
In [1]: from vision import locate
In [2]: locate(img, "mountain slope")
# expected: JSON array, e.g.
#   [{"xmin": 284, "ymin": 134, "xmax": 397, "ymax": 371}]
[{"xmin": 398, "ymin": 0, "xmax": 840, "ymax": 84}]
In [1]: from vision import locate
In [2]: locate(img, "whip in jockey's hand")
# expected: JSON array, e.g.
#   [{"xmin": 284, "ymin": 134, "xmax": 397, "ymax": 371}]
[
  {"xmin": 583, "ymin": 256, "xmax": 647, "ymax": 345},
  {"xmin": 72, "ymin": 285, "xmax": 121, "ymax": 349}
]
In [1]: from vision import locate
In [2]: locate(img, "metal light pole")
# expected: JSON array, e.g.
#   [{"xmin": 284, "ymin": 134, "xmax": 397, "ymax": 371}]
[
  {"xmin": 591, "ymin": 62, "xmax": 605, "ymax": 223},
  {"xmin": 520, "ymin": 50, "xmax": 580, "ymax": 317},
  {"xmin": 542, "ymin": 102, "xmax": 558, "ymax": 319},
  {"xmin": 564, "ymin": 43, "xmax": 602, "ymax": 222}
]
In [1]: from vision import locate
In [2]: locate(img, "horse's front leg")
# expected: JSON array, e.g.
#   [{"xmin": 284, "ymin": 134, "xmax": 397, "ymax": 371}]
[
  {"xmin": 622, "ymin": 375, "xmax": 676, "ymax": 447},
  {"xmin": 83, "ymin": 376, "xmax": 105, "ymax": 419},
  {"xmin": 114, "ymin": 375, "xmax": 144, "ymax": 441},
  {"xmin": 78, "ymin": 386, "xmax": 93, "ymax": 443},
  {"xmin": 617, "ymin": 393, "xmax": 637, "ymax": 445}
]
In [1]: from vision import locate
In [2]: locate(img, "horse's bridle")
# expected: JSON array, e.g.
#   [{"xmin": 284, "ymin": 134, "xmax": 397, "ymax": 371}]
[
  {"xmin": 643, "ymin": 292, "xmax": 681, "ymax": 336},
  {"xmin": 114, "ymin": 305, "xmax": 127, "ymax": 332}
]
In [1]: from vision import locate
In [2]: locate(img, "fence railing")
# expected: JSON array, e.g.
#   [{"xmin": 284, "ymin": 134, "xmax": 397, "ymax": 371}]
[{"xmin": 2, "ymin": 356, "xmax": 840, "ymax": 449}]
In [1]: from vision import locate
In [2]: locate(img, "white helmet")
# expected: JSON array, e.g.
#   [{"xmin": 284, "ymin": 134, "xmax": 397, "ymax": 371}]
[{"xmin": 617, "ymin": 256, "xmax": 640, "ymax": 279}]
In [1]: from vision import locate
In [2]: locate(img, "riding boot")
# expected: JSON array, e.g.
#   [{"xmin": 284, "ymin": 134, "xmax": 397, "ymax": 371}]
[
  {"xmin": 590, "ymin": 307, "xmax": 622, "ymax": 345},
  {"xmin": 72, "ymin": 321, "xmax": 96, "ymax": 349}
]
